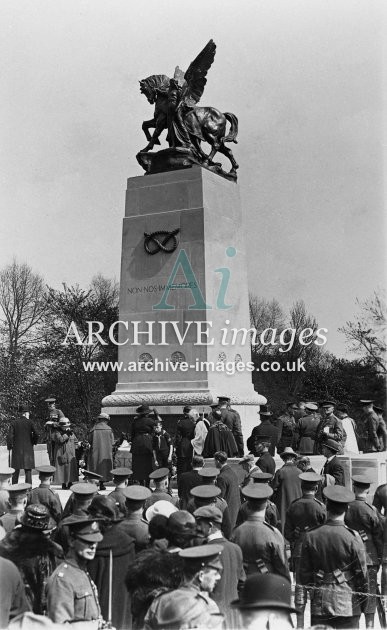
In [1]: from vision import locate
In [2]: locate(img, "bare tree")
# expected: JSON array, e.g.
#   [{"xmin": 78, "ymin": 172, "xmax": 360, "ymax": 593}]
[
  {"xmin": 249, "ymin": 295, "xmax": 286, "ymax": 357},
  {"xmin": 0, "ymin": 260, "xmax": 46, "ymax": 356},
  {"xmin": 339, "ymin": 291, "xmax": 386, "ymax": 374}
]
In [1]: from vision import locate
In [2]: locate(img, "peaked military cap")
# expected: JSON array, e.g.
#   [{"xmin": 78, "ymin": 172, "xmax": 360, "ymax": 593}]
[
  {"xmin": 305, "ymin": 402, "xmax": 318, "ymax": 412},
  {"xmin": 250, "ymin": 471, "xmax": 273, "ymax": 482},
  {"xmin": 179, "ymin": 544, "xmax": 223, "ymax": 570},
  {"xmin": 190, "ymin": 485, "xmax": 221, "ymax": 499},
  {"xmin": 61, "ymin": 515, "xmax": 103, "ymax": 542},
  {"xmin": 321, "ymin": 400, "xmax": 336, "ymax": 407},
  {"xmin": 210, "ymin": 403, "xmax": 220, "ymax": 409},
  {"xmin": 36, "ymin": 465, "xmax": 56, "ymax": 475},
  {"xmin": 123, "ymin": 485, "xmax": 152, "ymax": 501},
  {"xmin": 82, "ymin": 470, "xmax": 103, "ymax": 481},
  {"xmin": 149, "ymin": 467, "xmax": 169, "ymax": 480},
  {"xmin": 70, "ymin": 482, "xmax": 98, "ymax": 497},
  {"xmin": 218, "ymin": 396, "xmax": 230, "ymax": 403},
  {"xmin": 323, "ymin": 438, "xmax": 341, "ymax": 452},
  {"xmin": 242, "ymin": 485, "xmax": 273, "ymax": 500},
  {"xmin": 136, "ymin": 404, "xmax": 151, "ymax": 414},
  {"xmin": 352, "ymin": 474, "xmax": 374, "ymax": 486},
  {"xmin": 193, "ymin": 505, "xmax": 223, "ymax": 524},
  {"xmin": 110, "ymin": 467, "xmax": 133, "ymax": 478},
  {"xmin": 323, "ymin": 486, "xmax": 355, "ymax": 503},
  {"xmin": 44, "ymin": 396, "xmax": 57, "ymax": 403},
  {"xmin": 198, "ymin": 467, "xmax": 219, "ymax": 478},
  {"xmin": 359, "ymin": 399, "xmax": 374, "ymax": 404},
  {"xmin": 231, "ymin": 574, "xmax": 295, "ymax": 611},
  {"xmin": 299, "ymin": 472, "xmax": 322, "ymax": 483},
  {"xmin": 8, "ymin": 483, "xmax": 31, "ymax": 495},
  {"xmin": 0, "ymin": 466, "xmax": 15, "ymax": 476}
]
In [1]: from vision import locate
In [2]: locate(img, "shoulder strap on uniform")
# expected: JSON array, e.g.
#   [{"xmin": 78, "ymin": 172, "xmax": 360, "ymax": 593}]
[
  {"xmin": 263, "ymin": 520, "xmax": 275, "ymax": 531},
  {"xmin": 313, "ymin": 497, "xmax": 324, "ymax": 506}
]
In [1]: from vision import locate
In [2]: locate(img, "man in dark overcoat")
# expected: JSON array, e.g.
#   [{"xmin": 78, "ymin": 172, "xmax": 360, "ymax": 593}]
[
  {"xmin": 214, "ymin": 451, "xmax": 241, "ymax": 529},
  {"xmin": 218, "ymin": 396, "xmax": 244, "ymax": 457},
  {"xmin": 7, "ymin": 404, "xmax": 38, "ymax": 485},
  {"xmin": 247, "ymin": 406, "xmax": 279, "ymax": 456},
  {"xmin": 177, "ymin": 455, "xmax": 203, "ymax": 510},
  {"xmin": 174, "ymin": 406, "xmax": 195, "ymax": 477},
  {"xmin": 320, "ymin": 439, "xmax": 345, "ymax": 490}
]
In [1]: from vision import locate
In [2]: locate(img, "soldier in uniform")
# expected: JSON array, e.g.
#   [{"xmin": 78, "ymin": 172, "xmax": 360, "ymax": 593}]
[
  {"xmin": 46, "ymin": 515, "xmax": 105, "ymax": 625},
  {"xmin": 314, "ymin": 401, "xmax": 344, "ymax": 454},
  {"xmin": 277, "ymin": 402, "xmax": 298, "ymax": 454},
  {"xmin": 62, "ymin": 474, "xmax": 100, "ymax": 519},
  {"xmin": 44, "ymin": 397, "xmax": 64, "ymax": 466},
  {"xmin": 119, "ymin": 485, "xmax": 151, "ymax": 552},
  {"xmin": 231, "ymin": 572, "xmax": 296, "ymax": 630},
  {"xmin": 284, "ymin": 472, "xmax": 326, "ymax": 628},
  {"xmin": 294, "ymin": 403, "xmax": 320, "ymax": 455},
  {"xmin": 358, "ymin": 400, "xmax": 380, "ymax": 453},
  {"xmin": 144, "ymin": 544, "xmax": 224, "ymax": 629},
  {"xmin": 193, "ymin": 505, "xmax": 245, "ymax": 628},
  {"xmin": 217, "ymin": 396, "xmax": 244, "ymax": 457},
  {"xmin": 0, "ymin": 484, "xmax": 30, "ymax": 533},
  {"xmin": 231, "ymin": 485, "xmax": 289, "ymax": 578},
  {"xmin": 27, "ymin": 465, "xmax": 62, "ymax": 523},
  {"xmin": 272, "ymin": 446, "xmax": 302, "ymax": 534},
  {"xmin": 54, "ymin": 483, "xmax": 98, "ymax": 555},
  {"xmin": 188, "ymin": 482, "xmax": 232, "ymax": 539},
  {"xmin": 144, "ymin": 467, "xmax": 177, "ymax": 511},
  {"xmin": 109, "ymin": 466, "xmax": 132, "ymax": 517},
  {"xmin": 214, "ymin": 451, "xmax": 241, "ymax": 529},
  {"xmin": 345, "ymin": 474, "xmax": 384, "ymax": 628},
  {"xmin": 299, "ymin": 485, "xmax": 368, "ymax": 629},
  {"xmin": 0, "ymin": 465, "xmax": 15, "ymax": 516},
  {"xmin": 236, "ymin": 471, "xmax": 280, "ymax": 528}
]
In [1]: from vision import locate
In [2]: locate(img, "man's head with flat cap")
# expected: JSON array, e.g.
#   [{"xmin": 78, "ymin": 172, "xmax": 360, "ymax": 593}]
[{"xmin": 193, "ymin": 505, "xmax": 223, "ymax": 540}]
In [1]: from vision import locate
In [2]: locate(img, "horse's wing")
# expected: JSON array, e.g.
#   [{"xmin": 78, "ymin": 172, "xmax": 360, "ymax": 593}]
[{"xmin": 181, "ymin": 40, "xmax": 216, "ymax": 107}]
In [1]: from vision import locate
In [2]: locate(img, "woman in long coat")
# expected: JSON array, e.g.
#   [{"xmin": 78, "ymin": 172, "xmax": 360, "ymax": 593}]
[
  {"xmin": 88, "ymin": 413, "xmax": 114, "ymax": 487},
  {"xmin": 131, "ymin": 405, "xmax": 156, "ymax": 485},
  {"xmin": 52, "ymin": 417, "xmax": 78, "ymax": 489},
  {"xmin": 88, "ymin": 495, "xmax": 135, "ymax": 630},
  {"xmin": 272, "ymin": 447, "xmax": 302, "ymax": 535}
]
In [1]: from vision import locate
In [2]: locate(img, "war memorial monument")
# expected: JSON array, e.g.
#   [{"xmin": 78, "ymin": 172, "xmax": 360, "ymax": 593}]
[{"xmin": 102, "ymin": 40, "xmax": 266, "ymax": 439}]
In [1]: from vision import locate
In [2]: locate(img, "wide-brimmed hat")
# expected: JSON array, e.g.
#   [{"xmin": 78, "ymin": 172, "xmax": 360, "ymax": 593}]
[
  {"xmin": 231, "ymin": 574, "xmax": 296, "ymax": 611},
  {"xmin": 19, "ymin": 504, "xmax": 50, "ymax": 531},
  {"xmin": 59, "ymin": 417, "xmax": 71, "ymax": 427},
  {"xmin": 97, "ymin": 412, "xmax": 110, "ymax": 421},
  {"xmin": 146, "ymin": 500, "xmax": 178, "ymax": 523},
  {"xmin": 280, "ymin": 446, "xmax": 298, "ymax": 459},
  {"xmin": 323, "ymin": 438, "xmax": 341, "ymax": 453}
]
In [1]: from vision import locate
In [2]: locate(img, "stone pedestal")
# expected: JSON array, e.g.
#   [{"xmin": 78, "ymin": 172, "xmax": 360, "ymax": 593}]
[{"xmin": 102, "ymin": 166, "xmax": 266, "ymax": 441}]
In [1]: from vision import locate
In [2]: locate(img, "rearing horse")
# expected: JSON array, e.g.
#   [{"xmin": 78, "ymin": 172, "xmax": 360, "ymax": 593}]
[{"xmin": 140, "ymin": 74, "xmax": 239, "ymax": 176}]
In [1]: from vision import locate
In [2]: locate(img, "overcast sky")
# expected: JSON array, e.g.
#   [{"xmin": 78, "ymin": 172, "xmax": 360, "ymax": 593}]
[{"xmin": 0, "ymin": 0, "xmax": 385, "ymax": 357}]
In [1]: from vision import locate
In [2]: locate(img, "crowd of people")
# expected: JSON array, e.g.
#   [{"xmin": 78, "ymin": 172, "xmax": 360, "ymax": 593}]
[{"xmin": 0, "ymin": 395, "xmax": 386, "ymax": 629}]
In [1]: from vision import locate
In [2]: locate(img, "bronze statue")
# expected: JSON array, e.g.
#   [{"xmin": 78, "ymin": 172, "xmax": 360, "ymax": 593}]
[{"xmin": 138, "ymin": 40, "xmax": 239, "ymax": 181}]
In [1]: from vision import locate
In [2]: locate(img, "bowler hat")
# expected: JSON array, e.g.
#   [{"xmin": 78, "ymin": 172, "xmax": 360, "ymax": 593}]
[{"xmin": 231, "ymin": 574, "xmax": 296, "ymax": 611}]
